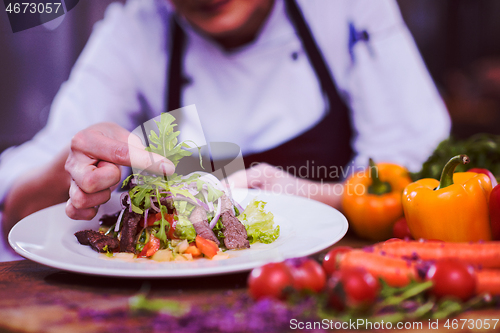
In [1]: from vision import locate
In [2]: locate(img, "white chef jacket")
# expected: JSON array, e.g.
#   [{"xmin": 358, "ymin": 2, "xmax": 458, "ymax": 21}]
[{"xmin": 0, "ymin": 0, "xmax": 450, "ymax": 261}]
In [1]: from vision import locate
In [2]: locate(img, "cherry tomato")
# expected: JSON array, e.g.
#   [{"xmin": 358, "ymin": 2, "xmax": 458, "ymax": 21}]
[
  {"xmin": 327, "ymin": 267, "xmax": 380, "ymax": 311},
  {"xmin": 286, "ymin": 258, "xmax": 326, "ymax": 293},
  {"xmin": 322, "ymin": 246, "xmax": 352, "ymax": 276},
  {"xmin": 137, "ymin": 235, "xmax": 161, "ymax": 258},
  {"xmin": 392, "ymin": 217, "xmax": 413, "ymax": 239},
  {"xmin": 248, "ymin": 262, "xmax": 294, "ymax": 300},
  {"xmin": 426, "ymin": 259, "xmax": 476, "ymax": 302}
]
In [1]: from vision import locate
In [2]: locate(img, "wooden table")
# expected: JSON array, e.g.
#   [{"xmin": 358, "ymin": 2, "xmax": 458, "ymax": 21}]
[{"xmin": 0, "ymin": 234, "xmax": 498, "ymax": 333}]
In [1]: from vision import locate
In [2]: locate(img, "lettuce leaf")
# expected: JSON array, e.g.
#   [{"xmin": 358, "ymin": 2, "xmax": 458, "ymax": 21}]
[
  {"xmin": 237, "ymin": 199, "xmax": 279, "ymax": 244},
  {"xmin": 174, "ymin": 215, "xmax": 197, "ymax": 243}
]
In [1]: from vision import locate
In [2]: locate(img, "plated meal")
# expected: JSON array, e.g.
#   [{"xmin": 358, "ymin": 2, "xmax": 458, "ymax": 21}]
[
  {"xmin": 74, "ymin": 113, "xmax": 279, "ymax": 261},
  {"xmin": 8, "ymin": 112, "xmax": 347, "ymax": 277}
]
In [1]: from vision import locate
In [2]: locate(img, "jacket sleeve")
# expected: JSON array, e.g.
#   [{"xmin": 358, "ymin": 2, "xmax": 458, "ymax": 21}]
[{"xmin": 0, "ymin": 0, "xmax": 168, "ymax": 203}]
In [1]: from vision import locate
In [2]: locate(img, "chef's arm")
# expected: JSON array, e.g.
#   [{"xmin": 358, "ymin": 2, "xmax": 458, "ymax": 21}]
[
  {"xmin": 225, "ymin": 163, "xmax": 343, "ymax": 210},
  {"xmin": 1, "ymin": 148, "xmax": 71, "ymax": 239}
]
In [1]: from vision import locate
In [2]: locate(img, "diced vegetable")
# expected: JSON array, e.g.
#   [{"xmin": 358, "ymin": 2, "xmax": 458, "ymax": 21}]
[
  {"xmin": 195, "ymin": 235, "xmax": 219, "ymax": 259},
  {"xmin": 137, "ymin": 235, "xmax": 161, "ymax": 258},
  {"xmin": 152, "ymin": 249, "xmax": 173, "ymax": 262},
  {"xmin": 184, "ymin": 245, "xmax": 202, "ymax": 257},
  {"xmin": 175, "ymin": 239, "xmax": 189, "ymax": 254}
]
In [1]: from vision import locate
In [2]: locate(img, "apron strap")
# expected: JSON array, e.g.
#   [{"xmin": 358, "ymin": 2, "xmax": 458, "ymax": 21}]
[
  {"xmin": 166, "ymin": 17, "xmax": 185, "ymax": 112},
  {"xmin": 284, "ymin": 0, "xmax": 348, "ymax": 117}
]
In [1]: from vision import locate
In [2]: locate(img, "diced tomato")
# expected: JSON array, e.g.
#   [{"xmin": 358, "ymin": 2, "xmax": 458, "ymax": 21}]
[
  {"xmin": 195, "ymin": 235, "xmax": 219, "ymax": 259},
  {"xmin": 184, "ymin": 245, "xmax": 202, "ymax": 257},
  {"xmin": 137, "ymin": 235, "xmax": 161, "ymax": 258},
  {"xmin": 146, "ymin": 214, "xmax": 158, "ymax": 226},
  {"xmin": 166, "ymin": 214, "xmax": 178, "ymax": 239},
  {"xmin": 149, "ymin": 213, "xmax": 177, "ymax": 239}
]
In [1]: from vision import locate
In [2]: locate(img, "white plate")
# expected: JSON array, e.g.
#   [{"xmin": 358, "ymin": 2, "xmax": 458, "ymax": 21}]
[{"xmin": 9, "ymin": 189, "xmax": 348, "ymax": 278}]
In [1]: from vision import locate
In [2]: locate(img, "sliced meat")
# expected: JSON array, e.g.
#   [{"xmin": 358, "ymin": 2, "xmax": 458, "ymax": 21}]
[
  {"xmin": 119, "ymin": 210, "xmax": 142, "ymax": 253},
  {"xmin": 190, "ymin": 206, "xmax": 220, "ymax": 245},
  {"xmin": 74, "ymin": 230, "xmax": 119, "ymax": 253},
  {"xmin": 218, "ymin": 194, "xmax": 249, "ymax": 249},
  {"xmin": 221, "ymin": 211, "xmax": 250, "ymax": 250}
]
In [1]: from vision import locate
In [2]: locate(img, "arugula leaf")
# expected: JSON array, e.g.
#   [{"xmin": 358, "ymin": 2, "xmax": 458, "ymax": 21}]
[
  {"xmin": 154, "ymin": 205, "xmax": 170, "ymax": 244},
  {"xmin": 145, "ymin": 113, "xmax": 193, "ymax": 167}
]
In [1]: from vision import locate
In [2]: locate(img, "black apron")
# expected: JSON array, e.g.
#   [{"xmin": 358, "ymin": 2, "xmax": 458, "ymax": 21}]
[{"xmin": 166, "ymin": 0, "xmax": 353, "ymax": 182}]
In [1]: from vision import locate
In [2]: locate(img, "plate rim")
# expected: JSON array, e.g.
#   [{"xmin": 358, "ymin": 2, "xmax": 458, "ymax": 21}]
[{"xmin": 9, "ymin": 189, "xmax": 348, "ymax": 278}]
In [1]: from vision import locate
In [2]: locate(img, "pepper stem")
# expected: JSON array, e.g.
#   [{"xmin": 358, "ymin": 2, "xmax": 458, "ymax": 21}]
[
  {"xmin": 368, "ymin": 158, "xmax": 392, "ymax": 195},
  {"xmin": 435, "ymin": 154, "xmax": 470, "ymax": 190}
]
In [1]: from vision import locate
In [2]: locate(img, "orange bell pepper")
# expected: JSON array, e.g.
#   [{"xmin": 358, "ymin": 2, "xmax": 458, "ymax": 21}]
[
  {"xmin": 341, "ymin": 159, "xmax": 412, "ymax": 241},
  {"xmin": 402, "ymin": 155, "xmax": 492, "ymax": 242}
]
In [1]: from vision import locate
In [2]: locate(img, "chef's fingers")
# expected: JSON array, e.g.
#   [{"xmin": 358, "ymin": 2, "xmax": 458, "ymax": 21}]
[
  {"xmin": 65, "ymin": 199, "xmax": 99, "ymax": 220},
  {"xmin": 66, "ymin": 154, "xmax": 122, "ymax": 194},
  {"xmin": 69, "ymin": 179, "xmax": 112, "ymax": 210},
  {"xmin": 70, "ymin": 124, "xmax": 175, "ymax": 175}
]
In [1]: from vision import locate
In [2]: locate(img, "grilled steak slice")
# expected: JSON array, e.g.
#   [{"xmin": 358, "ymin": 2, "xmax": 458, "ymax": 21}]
[
  {"xmin": 74, "ymin": 230, "xmax": 119, "ymax": 253},
  {"xmin": 120, "ymin": 210, "xmax": 142, "ymax": 253},
  {"xmin": 219, "ymin": 195, "xmax": 249, "ymax": 249},
  {"xmin": 220, "ymin": 211, "xmax": 250, "ymax": 249},
  {"xmin": 190, "ymin": 206, "xmax": 220, "ymax": 245}
]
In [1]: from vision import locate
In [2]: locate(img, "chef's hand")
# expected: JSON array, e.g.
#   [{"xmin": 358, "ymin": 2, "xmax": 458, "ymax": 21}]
[
  {"xmin": 225, "ymin": 163, "xmax": 309, "ymax": 194},
  {"xmin": 225, "ymin": 163, "xmax": 342, "ymax": 209},
  {"xmin": 65, "ymin": 122, "xmax": 175, "ymax": 220}
]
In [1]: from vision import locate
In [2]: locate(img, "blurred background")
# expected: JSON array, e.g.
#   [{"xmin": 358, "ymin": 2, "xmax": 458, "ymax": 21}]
[{"xmin": 1, "ymin": 0, "xmax": 500, "ymax": 154}]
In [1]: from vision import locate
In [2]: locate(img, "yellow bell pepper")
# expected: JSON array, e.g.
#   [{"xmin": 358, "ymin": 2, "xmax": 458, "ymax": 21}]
[
  {"xmin": 342, "ymin": 159, "xmax": 412, "ymax": 241},
  {"xmin": 402, "ymin": 154, "xmax": 492, "ymax": 242}
]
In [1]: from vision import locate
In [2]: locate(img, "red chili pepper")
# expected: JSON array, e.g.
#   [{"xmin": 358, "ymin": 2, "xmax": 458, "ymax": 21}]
[
  {"xmin": 468, "ymin": 168, "xmax": 498, "ymax": 187},
  {"xmin": 489, "ymin": 185, "xmax": 500, "ymax": 240}
]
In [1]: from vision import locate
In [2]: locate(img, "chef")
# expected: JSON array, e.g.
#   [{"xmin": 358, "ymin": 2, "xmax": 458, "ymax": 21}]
[{"xmin": 0, "ymin": 0, "xmax": 450, "ymax": 261}]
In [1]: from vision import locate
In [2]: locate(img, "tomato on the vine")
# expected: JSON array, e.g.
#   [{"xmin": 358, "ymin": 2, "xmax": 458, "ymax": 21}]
[
  {"xmin": 248, "ymin": 262, "xmax": 294, "ymax": 300},
  {"xmin": 327, "ymin": 267, "xmax": 380, "ymax": 311},
  {"xmin": 392, "ymin": 217, "xmax": 413, "ymax": 239},
  {"xmin": 286, "ymin": 258, "xmax": 326, "ymax": 293},
  {"xmin": 426, "ymin": 259, "xmax": 476, "ymax": 301},
  {"xmin": 322, "ymin": 246, "xmax": 352, "ymax": 276}
]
